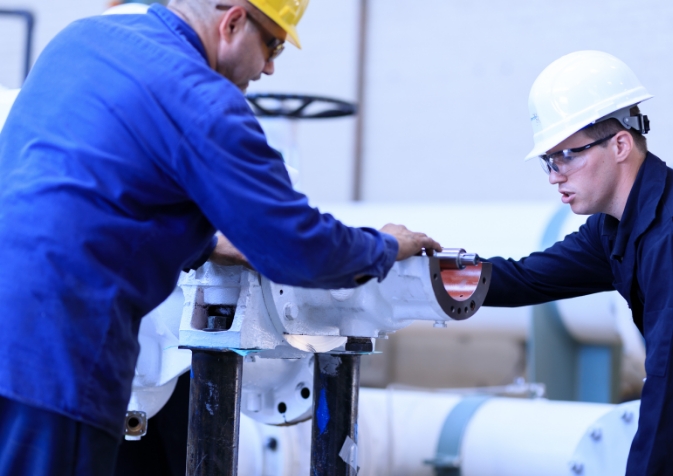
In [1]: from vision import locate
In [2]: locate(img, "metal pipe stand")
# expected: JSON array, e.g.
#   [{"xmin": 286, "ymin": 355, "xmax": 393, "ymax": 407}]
[
  {"xmin": 310, "ymin": 343, "xmax": 367, "ymax": 476},
  {"xmin": 186, "ymin": 349, "xmax": 243, "ymax": 476}
]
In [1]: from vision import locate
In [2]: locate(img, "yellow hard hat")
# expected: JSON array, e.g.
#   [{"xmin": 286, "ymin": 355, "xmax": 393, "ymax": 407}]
[{"xmin": 246, "ymin": 0, "xmax": 309, "ymax": 48}]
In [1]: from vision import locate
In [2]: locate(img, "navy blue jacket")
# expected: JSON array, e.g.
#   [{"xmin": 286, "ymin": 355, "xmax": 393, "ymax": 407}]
[
  {"xmin": 485, "ymin": 152, "xmax": 673, "ymax": 474},
  {"xmin": 0, "ymin": 5, "xmax": 397, "ymax": 437}
]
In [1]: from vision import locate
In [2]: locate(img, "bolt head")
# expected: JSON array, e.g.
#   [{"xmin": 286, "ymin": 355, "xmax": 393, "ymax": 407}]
[{"xmin": 283, "ymin": 302, "xmax": 298, "ymax": 320}]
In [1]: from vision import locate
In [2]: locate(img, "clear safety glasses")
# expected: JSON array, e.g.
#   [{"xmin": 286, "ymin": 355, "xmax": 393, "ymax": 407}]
[
  {"xmin": 215, "ymin": 4, "xmax": 285, "ymax": 62},
  {"xmin": 539, "ymin": 133, "xmax": 616, "ymax": 175}
]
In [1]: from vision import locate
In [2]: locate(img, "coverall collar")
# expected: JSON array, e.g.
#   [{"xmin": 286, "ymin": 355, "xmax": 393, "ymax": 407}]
[
  {"xmin": 602, "ymin": 152, "xmax": 667, "ymax": 261},
  {"xmin": 149, "ymin": 4, "xmax": 209, "ymax": 64}
]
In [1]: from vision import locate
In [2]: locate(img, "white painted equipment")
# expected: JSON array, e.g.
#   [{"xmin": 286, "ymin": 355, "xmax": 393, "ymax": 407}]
[{"xmin": 176, "ymin": 251, "xmax": 490, "ymax": 427}]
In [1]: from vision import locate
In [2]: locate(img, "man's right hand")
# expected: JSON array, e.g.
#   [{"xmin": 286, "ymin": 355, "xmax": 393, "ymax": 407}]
[
  {"xmin": 380, "ymin": 223, "xmax": 442, "ymax": 261},
  {"xmin": 209, "ymin": 233, "xmax": 253, "ymax": 269}
]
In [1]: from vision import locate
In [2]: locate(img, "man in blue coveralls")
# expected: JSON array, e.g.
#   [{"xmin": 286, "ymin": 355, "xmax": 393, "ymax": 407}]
[
  {"xmin": 484, "ymin": 50, "xmax": 672, "ymax": 474},
  {"xmin": 0, "ymin": 0, "xmax": 441, "ymax": 474}
]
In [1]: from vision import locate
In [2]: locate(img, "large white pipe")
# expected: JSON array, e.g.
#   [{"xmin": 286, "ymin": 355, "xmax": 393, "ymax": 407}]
[{"xmin": 238, "ymin": 387, "xmax": 639, "ymax": 476}]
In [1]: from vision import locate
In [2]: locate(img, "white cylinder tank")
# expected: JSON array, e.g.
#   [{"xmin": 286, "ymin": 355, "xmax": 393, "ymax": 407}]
[{"xmin": 238, "ymin": 387, "xmax": 639, "ymax": 476}]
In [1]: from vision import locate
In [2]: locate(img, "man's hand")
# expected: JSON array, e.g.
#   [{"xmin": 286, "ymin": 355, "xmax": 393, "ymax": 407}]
[
  {"xmin": 380, "ymin": 223, "xmax": 442, "ymax": 261},
  {"xmin": 209, "ymin": 233, "xmax": 253, "ymax": 269}
]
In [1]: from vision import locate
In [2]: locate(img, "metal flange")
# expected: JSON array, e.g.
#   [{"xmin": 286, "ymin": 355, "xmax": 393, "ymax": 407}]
[{"xmin": 428, "ymin": 249, "xmax": 492, "ymax": 321}]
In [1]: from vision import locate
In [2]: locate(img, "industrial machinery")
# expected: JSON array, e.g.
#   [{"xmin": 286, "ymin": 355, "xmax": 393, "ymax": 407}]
[
  {"xmin": 131, "ymin": 249, "xmax": 491, "ymax": 475},
  {"xmin": 131, "ymin": 249, "xmax": 640, "ymax": 476}
]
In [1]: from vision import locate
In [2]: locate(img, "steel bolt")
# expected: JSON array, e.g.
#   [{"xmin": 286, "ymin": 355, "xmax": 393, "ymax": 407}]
[
  {"xmin": 266, "ymin": 437, "xmax": 278, "ymax": 452},
  {"xmin": 622, "ymin": 411, "xmax": 634, "ymax": 423},
  {"xmin": 283, "ymin": 302, "xmax": 298, "ymax": 320},
  {"xmin": 590, "ymin": 428, "xmax": 602, "ymax": 441},
  {"xmin": 570, "ymin": 461, "xmax": 584, "ymax": 474}
]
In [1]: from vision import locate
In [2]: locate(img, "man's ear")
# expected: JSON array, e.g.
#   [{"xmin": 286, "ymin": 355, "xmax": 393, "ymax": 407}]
[
  {"xmin": 218, "ymin": 6, "xmax": 247, "ymax": 44},
  {"xmin": 613, "ymin": 130, "xmax": 634, "ymax": 164}
]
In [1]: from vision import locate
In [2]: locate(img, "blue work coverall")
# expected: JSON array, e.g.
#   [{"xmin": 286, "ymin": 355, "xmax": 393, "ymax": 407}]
[
  {"xmin": 0, "ymin": 3, "xmax": 397, "ymax": 468},
  {"xmin": 484, "ymin": 152, "xmax": 673, "ymax": 475}
]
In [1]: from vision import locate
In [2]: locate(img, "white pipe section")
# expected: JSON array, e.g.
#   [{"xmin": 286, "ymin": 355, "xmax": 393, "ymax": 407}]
[
  {"xmin": 0, "ymin": 88, "xmax": 19, "ymax": 130},
  {"xmin": 237, "ymin": 388, "xmax": 639, "ymax": 476}
]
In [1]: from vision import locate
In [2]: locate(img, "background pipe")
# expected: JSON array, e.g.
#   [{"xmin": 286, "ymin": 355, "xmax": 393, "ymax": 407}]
[{"xmin": 0, "ymin": 9, "xmax": 35, "ymax": 81}]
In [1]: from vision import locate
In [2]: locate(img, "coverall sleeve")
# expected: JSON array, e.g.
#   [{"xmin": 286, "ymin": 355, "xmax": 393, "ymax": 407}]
[
  {"xmin": 169, "ymin": 98, "xmax": 398, "ymax": 289},
  {"xmin": 484, "ymin": 216, "xmax": 614, "ymax": 307}
]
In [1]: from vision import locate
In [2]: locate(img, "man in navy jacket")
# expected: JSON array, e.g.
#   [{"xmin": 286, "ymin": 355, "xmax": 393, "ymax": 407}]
[
  {"xmin": 484, "ymin": 51, "xmax": 672, "ymax": 474},
  {"xmin": 0, "ymin": 1, "xmax": 440, "ymax": 474}
]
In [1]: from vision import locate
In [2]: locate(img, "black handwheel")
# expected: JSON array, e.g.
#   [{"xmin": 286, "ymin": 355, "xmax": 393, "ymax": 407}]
[{"xmin": 246, "ymin": 93, "xmax": 357, "ymax": 119}]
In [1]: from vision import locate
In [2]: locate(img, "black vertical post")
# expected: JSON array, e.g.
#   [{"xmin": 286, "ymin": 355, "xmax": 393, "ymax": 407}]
[
  {"xmin": 186, "ymin": 350, "xmax": 243, "ymax": 476},
  {"xmin": 310, "ymin": 353, "xmax": 361, "ymax": 476},
  {"xmin": 0, "ymin": 10, "xmax": 35, "ymax": 80}
]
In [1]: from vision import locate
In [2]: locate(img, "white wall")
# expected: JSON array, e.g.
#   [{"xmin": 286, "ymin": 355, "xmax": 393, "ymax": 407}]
[
  {"xmin": 254, "ymin": 0, "xmax": 673, "ymax": 205},
  {"xmin": 3, "ymin": 0, "xmax": 672, "ymax": 205}
]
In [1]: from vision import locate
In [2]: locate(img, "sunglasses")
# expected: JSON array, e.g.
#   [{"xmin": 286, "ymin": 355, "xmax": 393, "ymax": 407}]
[
  {"xmin": 215, "ymin": 4, "xmax": 285, "ymax": 62},
  {"xmin": 539, "ymin": 133, "xmax": 616, "ymax": 175}
]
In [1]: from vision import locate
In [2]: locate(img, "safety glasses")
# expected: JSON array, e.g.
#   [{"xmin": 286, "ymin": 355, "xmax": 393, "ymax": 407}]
[
  {"xmin": 216, "ymin": 4, "xmax": 285, "ymax": 62},
  {"xmin": 539, "ymin": 133, "xmax": 616, "ymax": 175}
]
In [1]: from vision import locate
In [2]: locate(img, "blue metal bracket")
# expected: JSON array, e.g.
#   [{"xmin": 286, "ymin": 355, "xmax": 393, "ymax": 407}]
[{"xmin": 424, "ymin": 395, "xmax": 492, "ymax": 476}]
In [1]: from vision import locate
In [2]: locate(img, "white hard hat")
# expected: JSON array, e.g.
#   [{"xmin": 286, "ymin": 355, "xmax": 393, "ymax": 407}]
[
  {"xmin": 525, "ymin": 50, "xmax": 653, "ymax": 160},
  {"xmin": 103, "ymin": 3, "xmax": 149, "ymax": 15}
]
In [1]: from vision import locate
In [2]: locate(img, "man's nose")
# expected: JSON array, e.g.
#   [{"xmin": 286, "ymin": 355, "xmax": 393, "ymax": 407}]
[
  {"xmin": 263, "ymin": 60, "xmax": 275, "ymax": 76},
  {"xmin": 548, "ymin": 169, "xmax": 566, "ymax": 185}
]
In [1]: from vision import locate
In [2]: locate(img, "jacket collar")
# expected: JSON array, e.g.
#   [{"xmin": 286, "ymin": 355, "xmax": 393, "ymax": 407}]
[
  {"xmin": 602, "ymin": 152, "xmax": 667, "ymax": 261},
  {"xmin": 149, "ymin": 4, "xmax": 209, "ymax": 64}
]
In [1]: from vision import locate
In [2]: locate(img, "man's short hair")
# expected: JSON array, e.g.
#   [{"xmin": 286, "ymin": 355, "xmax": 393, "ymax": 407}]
[{"xmin": 583, "ymin": 106, "xmax": 647, "ymax": 154}]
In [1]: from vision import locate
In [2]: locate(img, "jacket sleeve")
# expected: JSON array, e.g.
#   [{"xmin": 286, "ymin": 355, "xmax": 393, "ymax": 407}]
[
  {"xmin": 169, "ymin": 95, "xmax": 398, "ymax": 289},
  {"xmin": 484, "ymin": 215, "xmax": 615, "ymax": 307}
]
